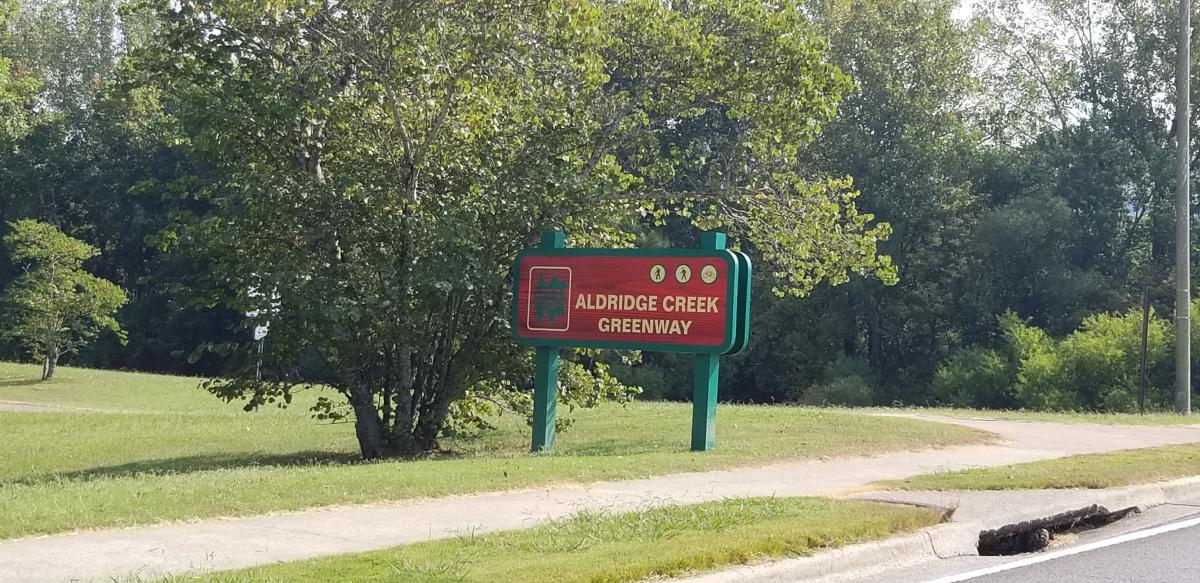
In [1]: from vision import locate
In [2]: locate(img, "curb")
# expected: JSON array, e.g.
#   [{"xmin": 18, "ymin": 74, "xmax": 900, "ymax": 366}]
[
  {"xmin": 668, "ymin": 529, "xmax": 951, "ymax": 583},
  {"xmin": 672, "ymin": 476, "xmax": 1200, "ymax": 583}
]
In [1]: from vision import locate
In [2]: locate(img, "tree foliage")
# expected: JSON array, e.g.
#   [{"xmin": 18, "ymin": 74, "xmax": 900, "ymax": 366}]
[
  {"xmin": 132, "ymin": 0, "xmax": 894, "ymax": 457},
  {"xmin": 937, "ymin": 309, "xmax": 1172, "ymax": 412},
  {"xmin": 0, "ymin": 0, "xmax": 40, "ymax": 146},
  {"xmin": 4, "ymin": 0, "xmax": 1200, "ymax": 438},
  {"xmin": 1, "ymin": 219, "xmax": 127, "ymax": 380}
]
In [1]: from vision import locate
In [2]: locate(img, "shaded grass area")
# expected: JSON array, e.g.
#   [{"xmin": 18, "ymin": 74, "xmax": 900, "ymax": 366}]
[
  {"xmin": 0, "ymin": 362, "xmax": 988, "ymax": 539},
  {"xmin": 156, "ymin": 497, "xmax": 944, "ymax": 583},
  {"xmin": 864, "ymin": 406, "xmax": 1200, "ymax": 426},
  {"xmin": 875, "ymin": 444, "xmax": 1200, "ymax": 491}
]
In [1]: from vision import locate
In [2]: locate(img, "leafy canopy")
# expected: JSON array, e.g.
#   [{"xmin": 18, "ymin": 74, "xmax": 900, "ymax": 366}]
[
  {"xmin": 2, "ymin": 219, "xmax": 128, "ymax": 371},
  {"xmin": 137, "ymin": 0, "xmax": 895, "ymax": 455}
]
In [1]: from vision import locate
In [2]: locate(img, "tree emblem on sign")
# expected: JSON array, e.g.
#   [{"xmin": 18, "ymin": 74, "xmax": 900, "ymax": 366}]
[{"xmin": 533, "ymin": 275, "xmax": 568, "ymax": 324}]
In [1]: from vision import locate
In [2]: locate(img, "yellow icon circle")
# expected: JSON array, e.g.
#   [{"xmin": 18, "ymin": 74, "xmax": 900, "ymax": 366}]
[
  {"xmin": 700, "ymin": 264, "xmax": 718, "ymax": 284},
  {"xmin": 650, "ymin": 264, "xmax": 667, "ymax": 283},
  {"xmin": 675, "ymin": 264, "xmax": 692, "ymax": 284}
]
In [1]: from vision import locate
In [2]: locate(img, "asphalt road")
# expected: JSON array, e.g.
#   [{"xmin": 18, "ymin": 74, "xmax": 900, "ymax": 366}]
[{"xmin": 950, "ymin": 519, "xmax": 1200, "ymax": 583}]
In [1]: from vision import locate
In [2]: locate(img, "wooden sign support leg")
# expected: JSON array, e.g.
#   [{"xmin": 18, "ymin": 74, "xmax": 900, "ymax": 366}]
[
  {"xmin": 691, "ymin": 232, "xmax": 726, "ymax": 452},
  {"xmin": 691, "ymin": 352, "xmax": 719, "ymax": 451},
  {"xmin": 531, "ymin": 231, "xmax": 565, "ymax": 452}
]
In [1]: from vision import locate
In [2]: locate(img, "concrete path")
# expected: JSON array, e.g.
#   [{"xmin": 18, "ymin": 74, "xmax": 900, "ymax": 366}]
[
  {"xmin": 2, "ymin": 415, "xmax": 1199, "ymax": 582},
  {"xmin": 0, "ymin": 400, "xmax": 126, "ymax": 414},
  {"xmin": 0, "ymin": 400, "xmax": 80, "ymax": 413}
]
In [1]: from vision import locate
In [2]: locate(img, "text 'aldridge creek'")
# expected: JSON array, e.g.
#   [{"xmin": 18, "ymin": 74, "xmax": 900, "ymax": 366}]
[
  {"xmin": 574, "ymin": 293, "xmax": 720, "ymax": 336},
  {"xmin": 573, "ymin": 294, "xmax": 721, "ymax": 314}
]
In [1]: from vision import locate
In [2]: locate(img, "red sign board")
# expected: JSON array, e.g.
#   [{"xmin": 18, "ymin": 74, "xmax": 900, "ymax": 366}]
[{"xmin": 512, "ymin": 249, "xmax": 741, "ymax": 353}]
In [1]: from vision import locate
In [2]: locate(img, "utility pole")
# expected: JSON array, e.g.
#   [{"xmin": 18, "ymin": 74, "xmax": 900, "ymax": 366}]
[{"xmin": 1176, "ymin": 0, "xmax": 1193, "ymax": 414}]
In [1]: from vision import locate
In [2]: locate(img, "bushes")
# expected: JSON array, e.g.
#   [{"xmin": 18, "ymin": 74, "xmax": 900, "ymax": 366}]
[
  {"xmin": 931, "ymin": 348, "xmax": 1015, "ymax": 409},
  {"xmin": 935, "ymin": 308, "xmax": 1171, "ymax": 412},
  {"xmin": 795, "ymin": 355, "xmax": 876, "ymax": 406},
  {"xmin": 1053, "ymin": 310, "xmax": 1169, "ymax": 410}
]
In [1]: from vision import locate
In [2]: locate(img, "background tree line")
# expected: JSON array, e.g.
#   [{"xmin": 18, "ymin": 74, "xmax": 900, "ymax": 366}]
[
  {"xmin": 2, "ymin": 0, "xmax": 1199, "ymax": 455},
  {"xmin": 605, "ymin": 0, "xmax": 1200, "ymax": 412}
]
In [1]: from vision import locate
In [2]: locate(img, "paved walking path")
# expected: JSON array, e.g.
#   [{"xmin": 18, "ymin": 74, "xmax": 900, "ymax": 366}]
[
  {"xmin": 0, "ymin": 400, "xmax": 126, "ymax": 414},
  {"xmin": 3, "ymin": 415, "xmax": 1200, "ymax": 582}
]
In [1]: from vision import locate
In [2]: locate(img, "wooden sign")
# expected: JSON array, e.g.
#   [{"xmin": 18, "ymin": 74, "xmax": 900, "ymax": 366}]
[
  {"xmin": 512, "ymin": 232, "xmax": 751, "ymax": 453},
  {"xmin": 512, "ymin": 249, "xmax": 744, "ymax": 354}
]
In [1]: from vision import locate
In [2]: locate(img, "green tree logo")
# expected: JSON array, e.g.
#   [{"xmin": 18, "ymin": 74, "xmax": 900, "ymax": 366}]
[{"xmin": 533, "ymin": 275, "xmax": 568, "ymax": 325}]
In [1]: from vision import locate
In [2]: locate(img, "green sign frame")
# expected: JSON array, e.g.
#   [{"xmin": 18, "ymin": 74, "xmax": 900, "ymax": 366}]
[
  {"xmin": 516, "ymin": 231, "xmax": 752, "ymax": 453},
  {"xmin": 726, "ymin": 251, "xmax": 752, "ymax": 356},
  {"xmin": 511, "ymin": 247, "xmax": 744, "ymax": 354}
]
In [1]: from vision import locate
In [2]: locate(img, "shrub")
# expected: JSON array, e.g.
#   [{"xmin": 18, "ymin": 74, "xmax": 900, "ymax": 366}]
[
  {"xmin": 1008, "ymin": 309, "xmax": 1169, "ymax": 412},
  {"xmin": 801, "ymin": 375, "xmax": 875, "ymax": 407},
  {"xmin": 1013, "ymin": 344, "xmax": 1075, "ymax": 410},
  {"xmin": 933, "ymin": 309, "xmax": 1171, "ymax": 413},
  {"xmin": 999, "ymin": 310, "xmax": 1053, "ymax": 363},
  {"xmin": 1059, "ymin": 310, "xmax": 1167, "ymax": 411},
  {"xmin": 932, "ymin": 348, "xmax": 1016, "ymax": 409},
  {"xmin": 797, "ymin": 355, "xmax": 876, "ymax": 407}
]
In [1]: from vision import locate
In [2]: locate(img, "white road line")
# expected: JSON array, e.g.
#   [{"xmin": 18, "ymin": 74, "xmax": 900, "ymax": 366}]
[{"xmin": 922, "ymin": 515, "xmax": 1200, "ymax": 583}]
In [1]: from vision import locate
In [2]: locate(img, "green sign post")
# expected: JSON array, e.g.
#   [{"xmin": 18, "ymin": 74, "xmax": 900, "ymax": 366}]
[
  {"xmin": 513, "ymin": 231, "xmax": 752, "ymax": 452},
  {"xmin": 691, "ymin": 232, "xmax": 728, "ymax": 451},
  {"xmin": 531, "ymin": 231, "xmax": 564, "ymax": 451}
]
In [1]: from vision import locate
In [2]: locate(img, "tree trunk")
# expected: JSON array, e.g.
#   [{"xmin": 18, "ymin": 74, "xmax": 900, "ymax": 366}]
[
  {"xmin": 349, "ymin": 383, "xmax": 388, "ymax": 459},
  {"xmin": 414, "ymin": 389, "xmax": 457, "ymax": 452},
  {"xmin": 390, "ymin": 345, "xmax": 419, "ymax": 456},
  {"xmin": 41, "ymin": 347, "xmax": 59, "ymax": 381}
]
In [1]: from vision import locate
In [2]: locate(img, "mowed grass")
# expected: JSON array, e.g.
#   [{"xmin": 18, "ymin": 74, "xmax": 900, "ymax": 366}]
[
  {"xmin": 0, "ymin": 362, "xmax": 328, "ymax": 413},
  {"xmin": 157, "ymin": 497, "xmax": 944, "ymax": 583},
  {"xmin": 866, "ymin": 406, "xmax": 1200, "ymax": 426},
  {"xmin": 875, "ymin": 444, "xmax": 1200, "ymax": 491},
  {"xmin": 0, "ymin": 362, "xmax": 988, "ymax": 539}
]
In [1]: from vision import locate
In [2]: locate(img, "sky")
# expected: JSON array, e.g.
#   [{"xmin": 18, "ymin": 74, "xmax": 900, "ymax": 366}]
[{"xmin": 953, "ymin": 0, "xmax": 982, "ymax": 22}]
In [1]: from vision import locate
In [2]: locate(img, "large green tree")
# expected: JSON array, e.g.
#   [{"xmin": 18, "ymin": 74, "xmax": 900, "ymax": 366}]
[
  {"xmin": 965, "ymin": 0, "xmax": 1192, "ymax": 332},
  {"xmin": 0, "ymin": 0, "xmax": 39, "ymax": 146},
  {"xmin": 767, "ymin": 0, "xmax": 984, "ymax": 400},
  {"xmin": 2, "ymin": 219, "xmax": 127, "ymax": 380},
  {"xmin": 0, "ymin": 0, "xmax": 221, "ymax": 374},
  {"xmin": 8, "ymin": 0, "xmax": 125, "ymax": 113},
  {"xmin": 137, "ymin": 0, "xmax": 895, "ymax": 458}
]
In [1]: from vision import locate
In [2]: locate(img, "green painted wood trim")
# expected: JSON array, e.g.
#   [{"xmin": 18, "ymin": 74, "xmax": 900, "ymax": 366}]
[
  {"xmin": 725, "ymin": 251, "xmax": 752, "ymax": 355},
  {"xmin": 531, "ymin": 231, "xmax": 564, "ymax": 452},
  {"xmin": 691, "ymin": 232, "xmax": 725, "ymax": 452},
  {"xmin": 691, "ymin": 352, "xmax": 719, "ymax": 451}
]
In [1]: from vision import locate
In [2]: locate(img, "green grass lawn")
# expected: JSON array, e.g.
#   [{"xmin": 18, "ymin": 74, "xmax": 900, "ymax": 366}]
[
  {"xmin": 875, "ymin": 444, "xmax": 1200, "ymax": 491},
  {"xmin": 153, "ymin": 497, "xmax": 944, "ymax": 583},
  {"xmin": 0, "ymin": 362, "xmax": 988, "ymax": 539},
  {"xmin": 866, "ymin": 406, "xmax": 1200, "ymax": 426},
  {"xmin": 0, "ymin": 362, "xmax": 329, "ymax": 413}
]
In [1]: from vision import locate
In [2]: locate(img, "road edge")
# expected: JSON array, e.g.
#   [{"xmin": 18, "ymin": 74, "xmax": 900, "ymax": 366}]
[{"xmin": 671, "ymin": 476, "xmax": 1200, "ymax": 583}]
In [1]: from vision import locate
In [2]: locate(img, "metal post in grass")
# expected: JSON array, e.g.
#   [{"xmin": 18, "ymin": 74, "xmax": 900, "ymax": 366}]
[
  {"xmin": 1139, "ymin": 287, "xmax": 1151, "ymax": 415},
  {"xmin": 530, "ymin": 231, "xmax": 564, "ymax": 452},
  {"xmin": 1176, "ymin": 0, "xmax": 1192, "ymax": 414}
]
